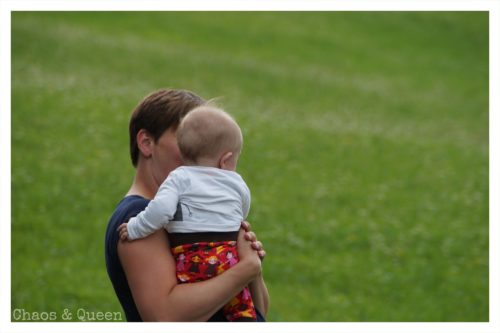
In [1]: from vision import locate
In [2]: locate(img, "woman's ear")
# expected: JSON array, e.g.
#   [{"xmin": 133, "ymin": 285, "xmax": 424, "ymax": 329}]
[
  {"xmin": 136, "ymin": 129, "xmax": 153, "ymax": 159},
  {"xmin": 219, "ymin": 152, "xmax": 234, "ymax": 170}
]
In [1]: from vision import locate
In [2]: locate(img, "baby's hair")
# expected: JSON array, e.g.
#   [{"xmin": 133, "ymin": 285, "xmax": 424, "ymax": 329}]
[{"xmin": 177, "ymin": 106, "xmax": 243, "ymax": 165}]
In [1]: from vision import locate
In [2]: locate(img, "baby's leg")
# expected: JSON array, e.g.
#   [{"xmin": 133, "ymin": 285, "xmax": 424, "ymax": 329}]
[{"xmin": 219, "ymin": 244, "xmax": 256, "ymax": 321}]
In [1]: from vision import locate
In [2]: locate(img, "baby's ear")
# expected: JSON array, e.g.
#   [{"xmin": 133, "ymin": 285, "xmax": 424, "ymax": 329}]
[{"xmin": 219, "ymin": 152, "xmax": 234, "ymax": 170}]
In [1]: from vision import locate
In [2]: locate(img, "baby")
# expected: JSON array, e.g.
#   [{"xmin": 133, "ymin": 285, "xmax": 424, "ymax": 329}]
[{"xmin": 118, "ymin": 105, "xmax": 256, "ymax": 321}]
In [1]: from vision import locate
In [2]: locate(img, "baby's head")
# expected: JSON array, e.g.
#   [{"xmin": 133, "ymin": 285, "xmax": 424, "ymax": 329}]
[{"xmin": 177, "ymin": 106, "xmax": 243, "ymax": 171}]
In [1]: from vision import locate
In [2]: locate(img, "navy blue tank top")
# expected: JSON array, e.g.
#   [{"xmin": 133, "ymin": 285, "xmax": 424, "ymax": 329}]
[{"xmin": 104, "ymin": 195, "xmax": 265, "ymax": 322}]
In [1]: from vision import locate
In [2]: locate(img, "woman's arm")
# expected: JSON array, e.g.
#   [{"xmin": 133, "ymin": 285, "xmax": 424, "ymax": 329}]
[
  {"xmin": 249, "ymin": 273, "xmax": 269, "ymax": 317},
  {"xmin": 118, "ymin": 227, "xmax": 262, "ymax": 321},
  {"xmin": 240, "ymin": 221, "xmax": 270, "ymax": 317}
]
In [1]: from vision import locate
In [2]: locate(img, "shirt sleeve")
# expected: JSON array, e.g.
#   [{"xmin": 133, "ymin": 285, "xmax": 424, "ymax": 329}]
[
  {"xmin": 241, "ymin": 180, "xmax": 251, "ymax": 219},
  {"xmin": 126, "ymin": 171, "xmax": 181, "ymax": 240}
]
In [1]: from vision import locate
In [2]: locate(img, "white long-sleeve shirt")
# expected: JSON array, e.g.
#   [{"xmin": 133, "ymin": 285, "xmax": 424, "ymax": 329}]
[{"xmin": 126, "ymin": 166, "xmax": 251, "ymax": 240}]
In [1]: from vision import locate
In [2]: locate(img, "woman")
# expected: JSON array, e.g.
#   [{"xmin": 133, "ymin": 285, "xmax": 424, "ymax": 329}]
[{"xmin": 104, "ymin": 88, "xmax": 269, "ymax": 321}]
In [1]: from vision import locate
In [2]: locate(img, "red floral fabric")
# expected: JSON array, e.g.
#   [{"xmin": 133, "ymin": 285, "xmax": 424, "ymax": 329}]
[{"xmin": 171, "ymin": 241, "xmax": 256, "ymax": 321}]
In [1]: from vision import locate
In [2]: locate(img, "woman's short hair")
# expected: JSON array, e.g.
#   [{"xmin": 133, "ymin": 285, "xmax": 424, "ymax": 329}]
[{"xmin": 129, "ymin": 88, "xmax": 205, "ymax": 167}]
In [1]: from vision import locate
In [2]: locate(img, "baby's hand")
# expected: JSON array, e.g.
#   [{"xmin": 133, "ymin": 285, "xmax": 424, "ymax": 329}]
[{"xmin": 117, "ymin": 223, "xmax": 130, "ymax": 241}]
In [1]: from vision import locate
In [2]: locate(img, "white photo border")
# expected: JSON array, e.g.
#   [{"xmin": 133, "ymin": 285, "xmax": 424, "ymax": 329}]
[{"xmin": 1, "ymin": 1, "xmax": 498, "ymax": 333}]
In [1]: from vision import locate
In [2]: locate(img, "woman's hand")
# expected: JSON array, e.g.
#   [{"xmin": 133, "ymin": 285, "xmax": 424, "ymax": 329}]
[
  {"xmin": 240, "ymin": 221, "xmax": 266, "ymax": 261},
  {"xmin": 237, "ymin": 221, "xmax": 263, "ymax": 279}
]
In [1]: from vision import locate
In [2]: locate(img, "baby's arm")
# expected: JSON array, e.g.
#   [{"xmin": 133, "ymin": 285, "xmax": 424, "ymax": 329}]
[{"xmin": 120, "ymin": 173, "xmax": 181, "ymax": 241}]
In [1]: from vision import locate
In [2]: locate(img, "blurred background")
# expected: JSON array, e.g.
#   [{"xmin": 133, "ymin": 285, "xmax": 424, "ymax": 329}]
[{"xmin": 11, "ymin": 12, "xmax": 488, "ymax": 321}]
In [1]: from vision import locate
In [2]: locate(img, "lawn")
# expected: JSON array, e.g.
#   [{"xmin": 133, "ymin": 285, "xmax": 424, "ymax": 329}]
[{"xmin": 11, "ymin": 11, "xmax": 488, "ymax": 321}]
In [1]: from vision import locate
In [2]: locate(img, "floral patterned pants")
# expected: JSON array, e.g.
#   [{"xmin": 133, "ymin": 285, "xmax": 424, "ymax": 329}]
[{"xmin": 171, "ymin": 241, "xmax": 256, "ymax": 321}]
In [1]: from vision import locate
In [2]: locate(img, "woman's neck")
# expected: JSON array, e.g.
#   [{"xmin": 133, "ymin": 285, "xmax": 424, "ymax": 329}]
[{"xmin": 126, "ymin": 163, "xmax": 159, "ymax": 200}]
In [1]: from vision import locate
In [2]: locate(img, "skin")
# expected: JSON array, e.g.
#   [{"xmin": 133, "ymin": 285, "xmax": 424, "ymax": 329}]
[{"xmin": 117, "ymin": 128, "xmax": 269, "ymax": 321}]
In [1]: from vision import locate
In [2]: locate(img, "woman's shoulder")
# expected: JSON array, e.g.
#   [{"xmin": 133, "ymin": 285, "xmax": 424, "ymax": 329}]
[
  {"xmin": 105, "ymin": 195, "xmax": 151, "ymax": 263},
  {"xmin": 114, "ymin": 195, "xmax": 150, "ymax": 221},
  {"xmin": 119, "ymin": 194, "xmax": 150, "ymax": 208},
  {"xmin": 106, "ymin": 195, "xmax": 150, "ymax": 235}
]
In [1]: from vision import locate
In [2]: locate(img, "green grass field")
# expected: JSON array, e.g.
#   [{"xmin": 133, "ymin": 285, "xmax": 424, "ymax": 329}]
[{"xmin": 11, "ymin": 12, "xmax": 488, "ymax": 321}]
